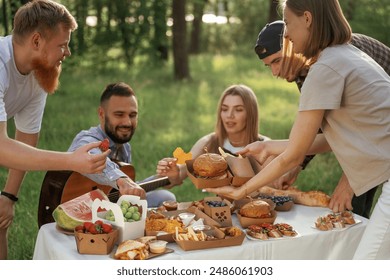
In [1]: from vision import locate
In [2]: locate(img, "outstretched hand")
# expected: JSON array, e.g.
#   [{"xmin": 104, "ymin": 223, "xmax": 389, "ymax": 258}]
[
  {"xmin": 237, "ymin": 141, "xmax": 271, "ymax": 167},
  {"xmin": 203, "ymin": 185, "xmax": 246, "ymax": 201},
  {"xmin": 72, "ymin": 141, "xmax": 110, "ymax": 174},
  {"xmin": 329, "ymin": 174, "xmax": 354, "ymax": 213}
]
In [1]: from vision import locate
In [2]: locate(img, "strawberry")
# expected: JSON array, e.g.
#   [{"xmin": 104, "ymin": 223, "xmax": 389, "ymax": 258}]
[
  {"xmin": 75, "ymin": 225, "xmax": 85, "ymax": 233},
  {"xmin": 88, "ymin": 224, "xmax": 101, "ymax": 234},
  {"xmin": 99, "ymin": 138, "xmax": 110, "ymax": 152},
  {"xmin": 83, "ymin": 222, "xmax": 93, "ymax": 230},
  {"xmin": 94, "ymin": 220, "xmax": 104, "ymax": 226},
  {"xmin": 102, "ymin": 223, "xmax": 113, "ymax": 233}
]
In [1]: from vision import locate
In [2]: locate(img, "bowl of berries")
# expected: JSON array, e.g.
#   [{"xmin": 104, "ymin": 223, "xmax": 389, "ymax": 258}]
[
  {"xmin": 257, "ymin": 195, "xmax": 294, "ymax": 211},
  {"xmin": 74, "ymin": 220, "xmax": 118, "ymax": 255}
]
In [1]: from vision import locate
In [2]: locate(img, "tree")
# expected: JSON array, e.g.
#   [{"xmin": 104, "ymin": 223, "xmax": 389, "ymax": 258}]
[
  {"xmin": 189, "ymin": 0, "xmax": 207, "ymax": 54},
  {"xmin": 268, "ymin": 0, "xmax": 279, "ymax": 22},
  {"xmin": 172, "ymin": 0, "xmax": 190, "ymax": 80}
]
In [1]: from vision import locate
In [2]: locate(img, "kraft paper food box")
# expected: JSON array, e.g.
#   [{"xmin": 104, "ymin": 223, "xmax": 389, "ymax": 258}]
[
  {"xmin": 173, "ymin": 227, "xmax": 245, "ymax": 251},
  {"xmin": 74, "ymin": 227, "xmax": 118, "ymax": 255},
  {"xmin": 227, "ymin": 155, "xmax": 261, "ymax": 187},
  {"xmin": 185, "ymin": 160, "xmax": 232, "ymax": 189},
  {"xmin": 203, "ymin": 196, "xmax": 233, "ymax": 227},
  {"xmin": 146, "ymin": 206, "xmax": 220, "ymax": 242},
  {"xmin": 92, "ymin": 195, "xmax": 147, "ymax": 244}
]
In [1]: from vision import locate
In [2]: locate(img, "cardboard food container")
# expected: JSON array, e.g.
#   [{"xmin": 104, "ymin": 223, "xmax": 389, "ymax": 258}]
[
  {"xmin": 185, "ymin": 160, "xmax": 232, "ymax": 189},
  {"xmin": 92, "ymin": 195, "xmax": 147, "ymax": 244},
  {"xmin": 145, "ymin": 206, "xmax": 221, "ymax": 242},
  {"xmin": 173, "ymin": 227, "xmax": 245, "ymax": 251},
  {"xmin": 74, "ymin": 228, "xmax": 118, "ymax": 255},
  {"xmin": 236, "ymin": 210, "xmax": 277, "ymax": 228},
  {"xmin": 227, "ymin": 155, "xmax": 262, "ymax": 187},
  {"xmin": 203, "ymin": 197, "xmax": 233, "ymax": 227}
]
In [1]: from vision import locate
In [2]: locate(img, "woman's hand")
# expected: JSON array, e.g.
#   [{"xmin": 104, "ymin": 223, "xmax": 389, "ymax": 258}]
[
  {"xmin": 204, "ymin": 185, "xmax": 247, "ymax": 201},
  {"xmin": 156, "ymin": 158, "xmax": 182, "ymax": 187}
]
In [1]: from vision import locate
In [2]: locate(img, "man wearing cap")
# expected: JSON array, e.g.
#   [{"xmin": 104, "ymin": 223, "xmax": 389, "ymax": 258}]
[{"xmin": 254, "ymin": 20, "xmax": 390, "ymax": 219}]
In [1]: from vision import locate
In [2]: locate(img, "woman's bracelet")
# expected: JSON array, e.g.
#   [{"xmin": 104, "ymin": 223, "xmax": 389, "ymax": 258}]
[{"xmin": 0, "ymin": 191, "xmax": 18, "ymax": 202}]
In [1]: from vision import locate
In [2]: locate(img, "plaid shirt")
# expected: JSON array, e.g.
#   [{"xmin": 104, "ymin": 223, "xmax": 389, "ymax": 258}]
[{"xmin": 351, "ymin": 33, "xmax": 390, "ymax": 76}]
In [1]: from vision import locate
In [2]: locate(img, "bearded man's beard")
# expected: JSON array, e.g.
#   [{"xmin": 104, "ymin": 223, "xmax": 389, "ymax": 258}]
[{"xmin": 32, "ymin": 57, "xmax": 61, "ymax": 94}]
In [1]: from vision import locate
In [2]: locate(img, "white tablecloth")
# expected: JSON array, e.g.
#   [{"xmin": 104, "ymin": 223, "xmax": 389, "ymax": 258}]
[{"xmin": 33, "ymin": 205, "xmax": 368, "ymax": 260}]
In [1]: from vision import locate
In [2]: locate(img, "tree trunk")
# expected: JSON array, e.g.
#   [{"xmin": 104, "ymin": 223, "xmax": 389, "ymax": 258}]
[
  {"xmin": 268, "ymin": 0, "xmax": 279, "ymax": 22},
  {"xmin": 172, "ymin": 0, "xmax": 190, "ymax": 80},
  {"xmin": 189, "ymin": 0, "xmax": 207, "ymax": 54},
  {"xmin": 152, "ymin": 0, "xmax": 169, "ymax": 61},
  {"xmin": 2, "ymin": 0, "xmax": 9, "ymax": 35}
]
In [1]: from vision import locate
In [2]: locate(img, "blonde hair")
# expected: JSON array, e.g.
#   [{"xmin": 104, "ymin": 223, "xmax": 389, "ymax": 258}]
[
  {"xmin": 13, "ymin": 0, "xmax": 77, "ymax": 44},
  {"xmin": 206, "ymin": 85, "xmax": 260, "ymax": 153},
  {"xmin": 282, "ymin": 0, "xmax": 351, "ymax": 59}
]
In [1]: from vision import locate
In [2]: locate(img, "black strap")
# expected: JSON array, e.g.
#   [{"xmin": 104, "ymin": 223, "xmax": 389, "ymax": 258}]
[
  {"xmin": 0, "ymin": 191, "xmax": 18, "ymax": 202},
  {"xmin": 300, "ymin": 155, "xmax": 316, "ymax": 170}
]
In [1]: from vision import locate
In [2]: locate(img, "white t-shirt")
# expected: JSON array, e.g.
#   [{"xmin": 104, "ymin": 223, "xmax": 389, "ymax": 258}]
[
  {"xmin": 300, "ymin": 44, "xmax": 390, "ymax": 195},
  {"xmin": 0, "ymin": 35, "xmax": 47, "ymax": 133}
]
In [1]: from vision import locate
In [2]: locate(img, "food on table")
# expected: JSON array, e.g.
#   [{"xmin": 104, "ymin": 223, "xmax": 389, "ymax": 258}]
[
  {"xmin": 162, "ymin": 200, "xmax": 178, "ymax": 211},
  {"xmin": 114, "ymin": 240, "xmax": 149, "ymax": 260},
  {"xmin": 315, "ymin": 216, "xmax": 334, "ymax": 231},
  {"xmin": 173, "ymin": 147, "xmax": 192, "ymax": 164},
  {"xmin": 239, "ymin": 200, "xmax": 272, "ymax": 218},
  {"xmin": 246, "ymin": 224, "xmax": 270, "ymax": 240},
  {"xmin": 75, "ymin": 220, "xmax": 113, "ymax": 234},
  {"xmin": 104, "ymin": 200, "xmax": 142, "ymax": 222},
  {"xmin": 341, "ymin": 210, "xmax": 356, "ymax": 225},
  {"xmin": 258, "ymin": 194, "xmax": 294, "ymax": 211},
  {"xmin": 223, "ymin": 226, "xmax": 243, "ymax": 237},
  {"xmin": 175, "ymin": 226, "xmax": 211, "ymax": 241},
  {"xmin": 246, "ymin": 223, "xmax": 297, "ymax": 240},
  {"xmin": 99, "ymin": 138, "xmax": 110, "ymax": 152},
  {"xmin": 258, "ymin": 186, "xmax": 330, "ymax": 207},
  {"xmin": 274, "ymin": 223, "xmax": 298, "ymax": 236},
  {"xmin": 145, "ymin": 211, "xmax": 185, "ymax": 233},
  {"xmin": 148, "ymin": 240, "xmax": 168, "ymax": 254},
  {"xmin": 52, "ymin": 189, "xmax": 108, "ymax": 231},
  {"xmin": 315, "ymin": 211, "xmax": 356, "ymax": 231},
  {"xmin": 205, "ymin": 200, "xmax": 227, "ymax": 207},
  {"xmin": 193, "ymin": 152, "xmax": 228, "ymax": 179}
]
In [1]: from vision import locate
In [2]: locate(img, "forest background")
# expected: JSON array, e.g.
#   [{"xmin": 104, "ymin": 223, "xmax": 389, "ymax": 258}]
[{"xmin": 0, "ymin": 0, "xmax": 389, "ymax": 260}]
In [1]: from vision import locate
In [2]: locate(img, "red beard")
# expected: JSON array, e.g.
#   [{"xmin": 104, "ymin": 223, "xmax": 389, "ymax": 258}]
[{"xmin": 32, "ymin": 57, "xmax": 61, "ymax": 94}]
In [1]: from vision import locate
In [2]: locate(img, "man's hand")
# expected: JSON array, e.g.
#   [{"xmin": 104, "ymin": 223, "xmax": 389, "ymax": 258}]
[
  {"xmin": 156, "ymin": 158, "xmax": 182, "ymax": 187},
  {"xmin": 0, "ymin": 196, "xmax": 15, "ymax": 229},
  {"xmin": 116, "ymin": 177, "xmax": 146, "ymax": 199},
  {"xmin": 329, "ymin": 173, "xmax": 354, "ymax": 213}
]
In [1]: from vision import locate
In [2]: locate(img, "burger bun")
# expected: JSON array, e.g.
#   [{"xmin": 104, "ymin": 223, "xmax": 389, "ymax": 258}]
[{"xmin": 193, "ymin": 153, "xmax": 228, "ymax": 179}]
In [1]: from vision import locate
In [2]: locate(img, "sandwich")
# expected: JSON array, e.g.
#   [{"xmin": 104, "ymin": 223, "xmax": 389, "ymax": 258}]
[
  {"xmin": 114, "ymin": 240, "xmax": 149, "ymax": 260},
  {"xmin": 193, "ymin": 152, "xmax": 228, "ymax": 179}
]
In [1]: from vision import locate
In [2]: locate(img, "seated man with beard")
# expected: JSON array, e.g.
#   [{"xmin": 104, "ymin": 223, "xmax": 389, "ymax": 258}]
[
  {"xmin": 0, "ymin": 0, "xmax": 108, "ymax": 260},
  {"xmin": 68, "ymin": 82, "xmax": 177, "ymax": 207}
]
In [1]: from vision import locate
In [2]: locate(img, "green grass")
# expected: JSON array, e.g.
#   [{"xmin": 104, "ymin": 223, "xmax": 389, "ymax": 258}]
[{"xmin": 2, "ymin": 53, "xmax": 342, "ymax": 259}]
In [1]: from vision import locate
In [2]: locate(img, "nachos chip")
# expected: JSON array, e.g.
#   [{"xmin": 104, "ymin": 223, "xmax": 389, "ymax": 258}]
[{"xmin": 173, "ymin": 147, "xmax": 192, "ymax": 164}]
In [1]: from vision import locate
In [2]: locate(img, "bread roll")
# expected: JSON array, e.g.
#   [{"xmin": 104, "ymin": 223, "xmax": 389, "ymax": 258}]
[
  {"xmin": 193, "ymin": 153, "xmax": 228, "ymax": 178},
  {"xmin": 239, "ymin": 200, "xmax": 271, "ymax": 218},
  {"xmin": 258, "ymin": 186, "xmax": 330, "ymax": 207}
]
